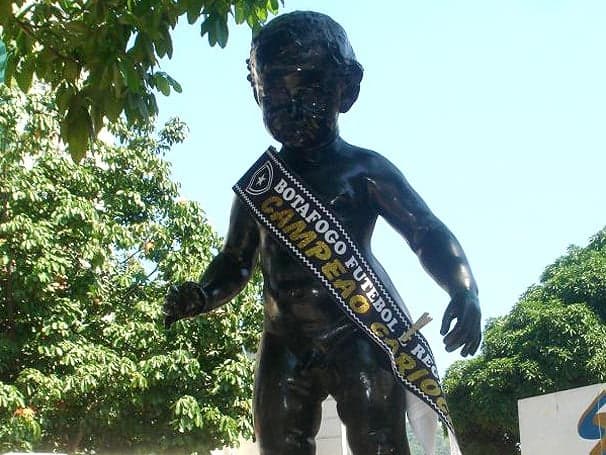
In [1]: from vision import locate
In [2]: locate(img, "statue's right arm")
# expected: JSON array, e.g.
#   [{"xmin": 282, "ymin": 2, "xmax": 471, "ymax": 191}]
[
  {"xmin": 164, "ymin": 197, "xmax": 260, "ymax": 327},
  {"xmin": 200, "ymin": 197, "xmax": 260, "ymax": 311}
]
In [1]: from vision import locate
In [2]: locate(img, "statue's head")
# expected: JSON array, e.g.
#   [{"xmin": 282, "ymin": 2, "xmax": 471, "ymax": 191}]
[{"xmin": 248, "ymin": 11, "xmax": 364, "ymax": 149}]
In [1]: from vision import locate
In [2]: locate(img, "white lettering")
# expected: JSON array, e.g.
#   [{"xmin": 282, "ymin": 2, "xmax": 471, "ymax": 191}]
[
  {"xmin": 387, "ymin": 318, "xmax": 398, "ymax": 331},
  {"xmin": 295, "ymin": 202, "xmax": 309, "ymax": 218},
  {"xmin": 325, "ymin": 229, "xmax": 338, "ymax": 243},
  {"xmin": 360, "ymin": 277, "xmax": 374, "ymax": 292},
  {"xmin": 305, "ymin": 210, "xmax": 321, "ymax": 223},
  {"xmin": 373, "ymin": 297, "xmax": 386, "ymax": 312},
  {"xmin": 381, "ymin": 308, "xmax": 393, "ymax": 323},
  {"xmin": 421, "ymin": 354, "xmax": 435, "ymax": 369},
  {"xmin": 274, "ymin": 179, "xmax": 288, "ymax": 193},
  {"xmin": 335, "ymin": 241, "xmax": 347, "ymax": 255},
  {"xmin": 282, "ymin": 187, "xmax": 296, "ymax": 201},
  {"xmin": 365, "ymin": 288, "xmax": 379, "ymax": 302},
  {"xmin": 292, "ymin": 194, "xmax": 305, "ymax": 208},
  {"xmin": 315, "ymin": 220, "xmax": 329, "ymax": 234},
  {"xmin": 345, "ymin": 256, "xmax": 358, "ymax": 269},
  {"xmin": 411, "ymin": 344, "xmax": 426, "ymax": 359},
  {"xmin": 353, "ymin": 266, "xmax": 366, "ymax": 281}
]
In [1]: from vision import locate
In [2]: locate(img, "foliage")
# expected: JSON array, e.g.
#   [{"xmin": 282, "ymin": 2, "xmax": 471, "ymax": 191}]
[
  {"xmin": 443, "ymin": 228, "xmax": 606, "ymax": 455},
  {"xmin": 0, "ymin": 85, "xmax": 263, "ymax": 454},
  {"xmin": 0, "ymin": 40, "xmax": 6, "ymax": 82},
  {"xmin": 0, "ymin": 0, "xmax": 282, "ymax": 160}
]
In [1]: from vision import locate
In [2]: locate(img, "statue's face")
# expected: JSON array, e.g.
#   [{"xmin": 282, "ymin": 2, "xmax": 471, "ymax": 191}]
[{"xmin": 250, "ymin": 43, "xmax": 342, "ymax": 149}]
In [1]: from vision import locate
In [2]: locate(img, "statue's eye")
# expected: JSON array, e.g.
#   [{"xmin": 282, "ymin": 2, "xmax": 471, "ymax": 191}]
[{"xmin": 262, "ymin": 87, "xmax": 291, "ymax": 105}]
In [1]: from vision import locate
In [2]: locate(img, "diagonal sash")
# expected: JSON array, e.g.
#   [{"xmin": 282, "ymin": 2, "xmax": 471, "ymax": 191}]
[{"xmin": 234, "ymin": 147, "xmax": 461, "ymax": 454}]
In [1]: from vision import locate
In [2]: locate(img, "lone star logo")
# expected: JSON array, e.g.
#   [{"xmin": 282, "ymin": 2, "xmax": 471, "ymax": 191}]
[{"xmin": 245, "ymin": 161, "xmax": 274, "ymax": 196}]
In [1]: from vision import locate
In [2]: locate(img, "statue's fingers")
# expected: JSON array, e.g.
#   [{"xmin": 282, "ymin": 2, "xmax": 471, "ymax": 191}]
[
  {"xmin": 445, "ymin": 336, "xmax": 465, "ymax": 353},
  {"xmin": 460, "ymin": 330, "xmax": 481, "ymax": 357},
  {"xmin": 469, "ymin": 333, "xmax": 481, "ymax": 355},
  {"xmin": 443, "ymin": 322, "xmax": 464, "ymax": 352},
  {"xmin": 460, "ymin": 337, "xmax": 473, "ymax": 357},
  {"xmin": 440, "ymin": 303, "xmax": 457, "ymax": 336}
]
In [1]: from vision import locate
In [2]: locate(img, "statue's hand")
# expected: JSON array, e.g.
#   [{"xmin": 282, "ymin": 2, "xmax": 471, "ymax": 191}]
[
  {"xmin": 440, "ymin": 289, "xmax": 481, "ymax": 357},
  {"xmin": 163, "ymin": 281, "xmax": 207, "ymax": 328}
]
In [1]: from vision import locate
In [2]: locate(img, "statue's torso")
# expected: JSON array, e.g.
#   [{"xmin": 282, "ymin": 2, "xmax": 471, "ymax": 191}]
[{"xmin": 257, "ymin": 142, "xmax": 404, "ymax": 341}]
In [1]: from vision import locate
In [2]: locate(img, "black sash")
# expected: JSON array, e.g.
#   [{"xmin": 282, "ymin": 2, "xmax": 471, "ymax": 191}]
[{"xmin": 234, "ymin": 147, "xmax": 454, "ymax": 433}]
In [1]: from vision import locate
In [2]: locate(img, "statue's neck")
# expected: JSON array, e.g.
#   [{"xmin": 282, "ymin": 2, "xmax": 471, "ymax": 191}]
[{"xmin": 283, "ymin": 134, "xmax": 342, "ymax": 163}]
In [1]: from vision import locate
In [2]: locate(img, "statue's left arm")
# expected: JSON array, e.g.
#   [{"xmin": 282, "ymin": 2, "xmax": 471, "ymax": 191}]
[{"xmin": 368, "ymin": 158, "xmax": 481, "ymax": 356}]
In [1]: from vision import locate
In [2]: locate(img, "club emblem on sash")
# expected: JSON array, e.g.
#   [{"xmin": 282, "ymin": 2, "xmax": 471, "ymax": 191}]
[{"xmin": 245, "ymin": 161, "xmax": 274, "ymax": 195}]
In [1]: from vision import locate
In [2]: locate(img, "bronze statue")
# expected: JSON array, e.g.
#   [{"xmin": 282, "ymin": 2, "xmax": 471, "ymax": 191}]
[{"xmin": 164, "ymin": 11, "xmax": 481, "ymax": 455}]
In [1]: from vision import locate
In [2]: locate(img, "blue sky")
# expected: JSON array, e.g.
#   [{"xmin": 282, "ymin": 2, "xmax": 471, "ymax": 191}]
[{"xmin": 156, "ymin": 1, "xmax": 606, "ymax": 374}]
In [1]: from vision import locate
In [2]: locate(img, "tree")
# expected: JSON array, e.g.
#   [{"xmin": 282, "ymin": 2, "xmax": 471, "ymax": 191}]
[
  {"xmin": 0, "ymin": 0, "xmax": 282, "ymax": 160},
  {"xmin": 0, "ymin": 84, "xmax": 263, "ymax": 454},
  {"xmin": 443, "ymin": 228, "xmax": 606, "ymax": 454}
]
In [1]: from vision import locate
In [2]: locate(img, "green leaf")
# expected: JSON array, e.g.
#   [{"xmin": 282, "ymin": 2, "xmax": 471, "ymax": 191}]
[
  {"xmin": 0, "ymin": 41, "xmax": 6, "ymax": 83},
  {"xmin": 187, "ymin": 0, "xmax": 204, "ymax": 24},
  {"xmin": 90, "ymin": 105, "xmax": 104, "ymax": 135},
  {"xmin": 268, "ymin": 0, "xmax": 279, "ymax": 14},
  {"xmin": 200, "ymin": 15, "xmax": 213, "ymax": 42},
  {"xmin": 255, "ymin": 5, "xmax": 268, "ymax": 22},
  {"xmin": 62, "ymin": 98, "xmax": 91, "ymax": 162},
  {"xmin": 104, "ymin": 94, "xmax": 123, "ymax": 122},
  {"xmin": 0, "ymin": 2, "xmax": 11, "ymax": 23},
  {"xmin": 166, "ymin": 74, "xmax": 182, "ymax": 93},
  {"xmin": 119, "ymin": 61, "xmax": 141, "ymax": 92},
  {"xmin": 15, "ymin": 56, "xmax": 35, "ymax": 92},
  {"xmin": 57, "ymin": 84, "xmax": 74, "ymax": 112},
  {"xmin": 214, "ymin": 14, "xmax": 229, "ymax": 48},
  {"xmin": 154, "ymin": 73, "xmax": 170, "ymax": 96},
  {"xmin": 234, "ymin": 2, "xmax": 247, "ymax": 24},
  {"xmin": 64, "ymin": 60, "xmax": 80, "ymax": 81},
  {"xmin": 161, "ymin": 27, "xmax": 173, "ymax": 59}
]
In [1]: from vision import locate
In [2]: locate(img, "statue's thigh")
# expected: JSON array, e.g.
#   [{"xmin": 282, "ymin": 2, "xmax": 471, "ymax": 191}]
[
  {"xmin": 254, "ymin": 332, "xmax": 325, "ymax": 455},
  {"xmin": 331, "ymin": 336, "xmax": 410, "ymax": 455}
]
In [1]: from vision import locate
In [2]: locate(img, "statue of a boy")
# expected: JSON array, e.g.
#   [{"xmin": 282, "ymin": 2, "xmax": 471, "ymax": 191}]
[{"xmin": 165, "ymin": 11, "xmax": 481, "ymax": 455}]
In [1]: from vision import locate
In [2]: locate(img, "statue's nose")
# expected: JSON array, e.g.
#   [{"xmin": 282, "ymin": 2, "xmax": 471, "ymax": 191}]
[{"xmin": 289, "ymin": 97, "xmax": 302, "ymax": 118}]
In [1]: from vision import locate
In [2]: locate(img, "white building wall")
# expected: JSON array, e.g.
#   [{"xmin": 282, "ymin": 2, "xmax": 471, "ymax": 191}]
[{"xmin": 518, "ymin": 383, "xmax": 606, "ymax": 455}]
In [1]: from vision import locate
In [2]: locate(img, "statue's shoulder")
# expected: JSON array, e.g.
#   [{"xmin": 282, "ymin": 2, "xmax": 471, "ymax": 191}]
[{"xmin": 342, "ymin": 142, "xmax": 401, "ymax": 178}]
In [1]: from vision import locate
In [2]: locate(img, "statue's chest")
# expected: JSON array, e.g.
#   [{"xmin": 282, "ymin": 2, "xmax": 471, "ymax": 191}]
[{"xmin": 288, "ymin": 163, "xmax": 371, "ymax": 225}]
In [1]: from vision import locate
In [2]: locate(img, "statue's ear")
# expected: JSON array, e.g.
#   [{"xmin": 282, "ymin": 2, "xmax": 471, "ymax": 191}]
[
  {"xmin": 250, "ymin": 80, "xmax": 260, "ymax": 105},
  {"xmin": 246, "ymin": 58, "xmax": 260, "ymax": 106},
  {"xmin": 339, "ymin": 62, "xmax": 363, "ymax": 113}
]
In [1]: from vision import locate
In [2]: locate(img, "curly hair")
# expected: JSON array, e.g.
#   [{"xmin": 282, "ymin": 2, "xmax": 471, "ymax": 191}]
[{"xmin": 247, "ymin": 11, "xmax": 364, "ymax": 112}]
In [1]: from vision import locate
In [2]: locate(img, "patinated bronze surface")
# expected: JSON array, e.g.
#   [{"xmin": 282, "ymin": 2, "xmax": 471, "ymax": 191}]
[{"xmin": 164, "ymin": 11, "xmax": 481, "ymax": 455}]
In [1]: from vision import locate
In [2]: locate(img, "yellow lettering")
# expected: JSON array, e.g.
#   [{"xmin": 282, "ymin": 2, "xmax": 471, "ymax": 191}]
[
  {"xmin": 261, "ymin": 196, "xmax": 283, "ymax": 214},
  {"xmin": 371, "ymin": 322, "xmax": 389, "ymax": 338},
  {"xmin": 334, "ymin": 279, "xmax": 356, "ymax": 299},
  {"xmin": 348, "ymin": 294, "xmax": 370, "ymax": 314},
  {"xmin": 270, "ymin": 208, "xmax": 294, "ymax": 228},
  {"xmin": 395, "ymin": 352, "xmax": 416, "ymax": 375},
  {"xmin": 420, "ymin": 379, "xmax": 441, "ymax": 397},
  {"xmin": 321, "ymin": 259, "xmax": 346, "ymax": 281},
  {"xmin": 304, "ymin": 240, "xmax": 332, "ymax": 261},
  {"xmin": 283, "ymin": 220, "xmax": 317, "ymax": 248},
  {"xmin": 436, "ymin": 397, "xmax": 449, "ymax": 414},
  {"xmin": 385, "ymin": 337, "xmax": 399, "ymax": 355},
  {"xmin": 406, "ymin": 368, "xmax": 429, "ymax": 382}
]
